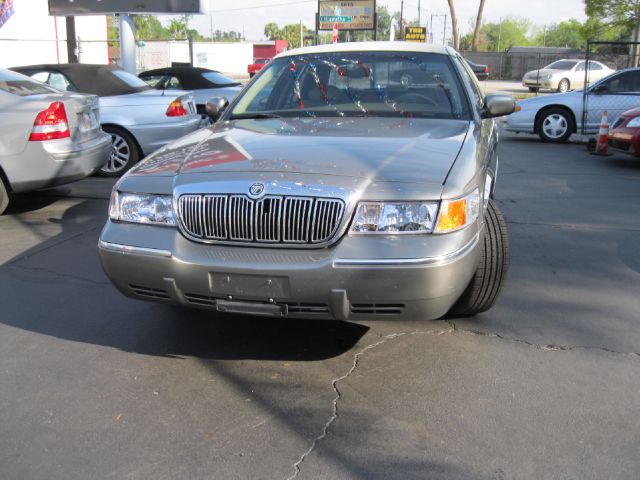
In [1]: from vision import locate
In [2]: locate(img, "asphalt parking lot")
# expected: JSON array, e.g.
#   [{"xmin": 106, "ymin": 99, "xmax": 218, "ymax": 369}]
[{"xmin": 1, "ymin": 131, "xmax": 639, "ymax": 480}]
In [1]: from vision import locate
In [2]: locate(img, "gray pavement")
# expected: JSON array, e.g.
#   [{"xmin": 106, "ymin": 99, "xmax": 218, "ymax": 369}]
[{"xmin": 1, "ymin": 131, "xmax": 639, "ymax": 479}]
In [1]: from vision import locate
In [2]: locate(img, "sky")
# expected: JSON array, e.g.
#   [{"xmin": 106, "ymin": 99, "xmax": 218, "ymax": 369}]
[{"xmin": 180, "ymin": 0, "xmax": 588, "ymax": 41}]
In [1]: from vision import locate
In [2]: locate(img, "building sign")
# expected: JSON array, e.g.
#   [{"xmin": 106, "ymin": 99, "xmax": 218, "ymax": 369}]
[
  {"xmin": 48, "ymin": 0, "xmax": 203, "ymax": 15},
  {"xmin": 318, "ymin": 0, "xmax": 375, "ymax": 31},
  {"xmin": 0, "ymin": 0, "xmax": 14, "ymax": 29},
  {"xmin": 405, "ymin": 26, "xmax": 427, "ymax": 42}
]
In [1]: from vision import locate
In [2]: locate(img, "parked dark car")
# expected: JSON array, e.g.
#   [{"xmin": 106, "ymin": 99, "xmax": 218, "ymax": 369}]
[
  {"xmin": 466, "ymin": 59, "xmax": 489, "ymax": 81},
  {"xmin": 12, "ymin": 64, "xmax": 200, "ymax": 177},
  {"xmin": 139, "ymin": 66, "xmax": 242, "ymax": 117},
  {"xmin": 98, "ymin": 42, "xmax": 515, "ymax": 321}
]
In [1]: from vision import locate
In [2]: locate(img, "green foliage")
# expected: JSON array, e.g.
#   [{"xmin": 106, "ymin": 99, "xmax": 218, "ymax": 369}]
[
  {"xmin": 480, "ymin": 17, "xmax": 532, "ymax": 51},
  {"xmin": 134, "ymin": 15, "xmax": 166, "ymax": 40},
  {"xmin": 264, "ymin": 22, "xmax": 280, "ymax": 40},
  {"xmin": 534, "ymin": 19, "xmax": 584, "ymax": 48},
  {"xmin": 584, "ymin": 0, "xmax": 640, "ymax": 28}
]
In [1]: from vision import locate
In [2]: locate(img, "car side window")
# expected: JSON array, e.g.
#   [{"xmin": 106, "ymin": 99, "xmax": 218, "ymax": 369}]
[
  {"xmin": 589, "ymin": 62, "xmax": 603, "ymax": 71},
  {"xmin": 601, "ymin": 71, "xmax": 640, "ymax": 93},
  {"xmin": 140, "ymin": 74, "xmax": 165, "ymax": 88},
  {"xmin": 575, "ymin": 62, "xmax": 585, "ymax": 72},
  {"xmin": 454, "ymin": 56, "xmax": 483, "ymax": 108},
  {"xmin": 30, "ymin": 71, "xmax": 76, "ymax": 91},
  {"xmin": 166, "ymin": 76, "xmax": 182, "ymax": 89}
]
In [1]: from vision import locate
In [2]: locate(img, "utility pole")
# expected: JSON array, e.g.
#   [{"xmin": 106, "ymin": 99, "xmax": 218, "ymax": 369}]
[
  {"xmin": 418, "ymin": 0, "xmax": 421, "ymax": 24},
  {"xmin": 300, "ymin": 19, "xmax": 303, "ymax": 47},
  {"xmin": 497, "ymin": 17, "xmax": 503, "ymax": 52},
  {"xmin": 66, "ymin": 16, "xmax": 78, "ymax": 63},
  {"xmin": 443, "ymin": 13, "xmax": 447, "ymax": 45},
  {"xmin": 400, "ymin": 0, "xmax": 404, "ymax": 40}
]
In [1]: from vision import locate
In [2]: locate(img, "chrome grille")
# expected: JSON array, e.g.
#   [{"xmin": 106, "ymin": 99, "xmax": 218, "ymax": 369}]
[{"xmin": 177, "ymin": 194, "xmax": 345, "ymax": 246}]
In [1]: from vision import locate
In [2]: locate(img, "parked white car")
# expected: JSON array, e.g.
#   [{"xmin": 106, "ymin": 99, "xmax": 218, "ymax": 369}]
[
  {"xmin": 522, "ymin": 59, "xmax": 615, "ymax": 93},
  {"xmin": 505, "ymin": 68, "xmax": 640, "ymax": 142}
]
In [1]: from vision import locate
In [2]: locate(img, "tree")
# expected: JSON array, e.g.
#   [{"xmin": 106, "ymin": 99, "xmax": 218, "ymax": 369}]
[
  {"xmin": 167, "ymin": 15, "xmax": 191, "ymax": 39},
  {"xmin": 481, "ymin": 17, "xmax": 531, "ymax": 51},
  {"xmin": 584, "ymin": 0, "xmax": 640, "ymax": 64},
  {"xmin": 134, "ymin": 15, "xmax": 167, "ymax": 40},
  {"xmin": 264, "ymin": 22, "xmax": 280, "ymax": 40},
  {"xmin": 534, "ymin": 19, "xmax": 584, "ymax": 48},
  {"xmin": 446, "ymin": 0, "xmax": 460, "ymax": 49},
  {"xmin": 471, "ymin": 0, "xmax": 486, "ymax": 51}
]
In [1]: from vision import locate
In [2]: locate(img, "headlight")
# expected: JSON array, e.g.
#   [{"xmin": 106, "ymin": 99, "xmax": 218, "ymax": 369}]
[
  {"xmin": 109, "ymin": 191, "xmax": 176, "ymax": 226},
  {"xmin": 434, "ymin": 189, "xmax": 480, "ymax": 234},
  {"xmin": 350, "ymin": 201, "xmax": 439, "ymax": 234},
  {"xmin": 626, "ymin": 116, "xmax": 640, "ymax": 128},
  {"xmin": 545, "ymin": 74, "xmax": 554, "ymax": 80}
]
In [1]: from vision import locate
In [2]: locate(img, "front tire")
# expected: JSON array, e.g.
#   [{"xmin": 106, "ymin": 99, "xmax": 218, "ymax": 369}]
[
  {"xmin": 98, "ymin": 126, "xmax": 140, "ymax": 177},
  {"xmin": 536, "ymin": 107, "xmax": 574, "ymax": 143},
  {"xmin": 448, "ymin": 201, "xmax": 509, "ymax": 317},
  {"xmin": 557, "ymin": 78, "xmax": 570, "ymax": 93},
  {"xmin": 0, "ymin": 177, "xmax": 9, "ymax": 215},
  {"xmin": 528, "ymin": 87, "xmax": 538, "ymax": 93}
]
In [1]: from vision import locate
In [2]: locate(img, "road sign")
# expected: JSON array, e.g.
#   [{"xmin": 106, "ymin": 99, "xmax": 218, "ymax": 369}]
[
  {"xmin": 405, "ymin": 26, "xmax": 427, "ymax": 42},
  {"xmin": 318, "ymin": 0, "xmax": 375, "ymax": 31}
]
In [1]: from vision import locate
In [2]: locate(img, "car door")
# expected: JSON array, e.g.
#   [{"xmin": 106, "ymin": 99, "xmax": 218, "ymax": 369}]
[
  {"xmin": 584, "ymin": 70, "xmax": 640, "ymax": 132},
  {"xmin": 572, "ymin": 62, "xmax": 586, "ymax": 89}
]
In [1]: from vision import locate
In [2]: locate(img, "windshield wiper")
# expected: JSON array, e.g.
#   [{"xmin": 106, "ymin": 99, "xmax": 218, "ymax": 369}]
[{"xmin": 228, "ymin": 112, "xmax": 283, "ymax": 120}]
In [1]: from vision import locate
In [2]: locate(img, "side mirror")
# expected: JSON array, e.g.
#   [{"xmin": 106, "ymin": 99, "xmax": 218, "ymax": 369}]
[
  {"xmin": 205, "ymin": 97, "xmax": 229, "ymax": 121},
  {"xmin": 592, "ymin": 83, "xmax": 609, "ymax": 93},
  {"xmin": 481, "ymin": 94, "xmax": 516, "ymax": 119}
]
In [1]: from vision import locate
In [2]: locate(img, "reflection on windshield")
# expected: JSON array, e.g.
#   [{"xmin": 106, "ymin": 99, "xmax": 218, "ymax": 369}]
[{"xmin": 229, "ymin": 52, "xmax": 471, "ymax": 120}]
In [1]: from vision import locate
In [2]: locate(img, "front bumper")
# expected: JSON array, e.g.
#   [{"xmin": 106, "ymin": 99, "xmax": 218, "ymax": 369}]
[
  {"xmin": 98, "ymin": 221, "xmax": 482, "ymax": 321},
  {"xmin": 522, "ymin": 78, "xmax": 555, "ymax": 90},
  {"xmin": 609, "ymin": 129, "xmax": 640, "ymax": 157}
]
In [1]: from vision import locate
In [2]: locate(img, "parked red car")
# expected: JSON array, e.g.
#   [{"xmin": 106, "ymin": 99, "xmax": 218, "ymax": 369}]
[
  {"xmin": 247, "ymin": 58, "xmax": 270, "ymax": 78},
  {"xmin": 609, "ymin": 107, "xmax": 640, "ymax": 157}
]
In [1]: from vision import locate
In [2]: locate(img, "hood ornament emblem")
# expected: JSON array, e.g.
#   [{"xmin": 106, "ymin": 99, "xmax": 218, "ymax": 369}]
[{"xmin": 248, "ymin": 182, "xmax": 265, "ymax": 198}]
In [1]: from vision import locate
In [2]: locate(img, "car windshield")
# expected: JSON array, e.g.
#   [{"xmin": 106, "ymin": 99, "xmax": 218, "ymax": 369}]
[
  {"xmin": 201, "ymin": 71, "xmax": 239, "ymax": 86},
  {"xmin": 229, "ymin": 51, "xmax": 471, "ymax": 120},
  {"xmin": 0, "ymin": 70, "xmax": 58, "ymax": 96},
  {"xmin": 111, "ymin": 70, "xmax": 152, "ymax": 88},
  {"xmin": 546, "ymin": 60, "xmax": 578, "ymax": 70}
]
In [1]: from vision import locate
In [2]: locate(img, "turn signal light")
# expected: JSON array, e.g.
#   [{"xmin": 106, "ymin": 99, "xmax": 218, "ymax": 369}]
[
  {"xmin": 435, "ymin": 189, "xmax": 480, "ymax": 233},
  {"xmin": 166, "ymin": 99, "xmax": 187, "ymax": 117},
  {"xmin": 29, "ymin": 101, "xmax": 70, "ymax": 141}
]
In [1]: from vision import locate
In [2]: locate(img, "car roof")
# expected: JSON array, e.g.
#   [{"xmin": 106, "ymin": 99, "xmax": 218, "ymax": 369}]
[
  {"xmin": 139, "ymin": 66, "xmax": 241, "ymax": 89},
  {"xmin": 11, "ymin": 63, "xmax": 150, "ymax": 97},
  {"xmin": 276, "ymin": 41, "xmax": 453, "ymax": 59}
]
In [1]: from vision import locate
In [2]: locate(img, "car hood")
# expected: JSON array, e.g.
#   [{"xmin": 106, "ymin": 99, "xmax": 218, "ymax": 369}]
[
  {"xmin": 128, "ymin": 117, "xmax": 470, "ymax": 188},
  {"xmin": 518, "ymin": 89, "xmax": 582, "ymax": 106},
  {"xmin": 524, "ymin": 68, "xmax": 567, "ymax": 78}
]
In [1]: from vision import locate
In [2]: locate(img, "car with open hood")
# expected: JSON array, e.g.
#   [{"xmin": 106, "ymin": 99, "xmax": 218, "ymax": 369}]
[
  {"xmin": 12, "ymin": 63, "xmax": 201, "ymax": 177},
  {"xmin": 98, "ymin": 42, "xmax": 515, "ymax": 321}
]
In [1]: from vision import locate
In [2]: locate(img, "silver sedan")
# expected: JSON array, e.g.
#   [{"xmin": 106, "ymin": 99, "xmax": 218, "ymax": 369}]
[
  {"xmin": 99, "ymin": 42, "xmax": 515, "ymax": 321},
  {"xmin": 522, "ymin": 59, "xmax": 614, "ymax": 93},
  {"xmin": 0, "ymin": 68, "xmax": 111, "ymax": 214},
  {"xmin": 12, "ymin": 64, "xmax": 202, "ymax": 177}
]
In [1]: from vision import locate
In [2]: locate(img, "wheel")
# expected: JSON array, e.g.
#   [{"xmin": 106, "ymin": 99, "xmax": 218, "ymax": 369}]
[
  {"xmin": 557, "ymin": 78, "xmax": 570, "ymax": 93},
  {"xmin": 448, "ymin": 200, "xmax": 509, "ymax": 317},
  {"xmin": 97, "ymin": 126, "xmax": 140, "ymax": 177},
  {"xmin": 528, "ymin": 87, "xmax": 538, "ymax": 93},
  {"xmin": 0, "ymin": 177, "xmax": 9, "ymax": 215},
  {"xmin": 536, "ymin": 107, "xmax": 574, "ymax": 143}
]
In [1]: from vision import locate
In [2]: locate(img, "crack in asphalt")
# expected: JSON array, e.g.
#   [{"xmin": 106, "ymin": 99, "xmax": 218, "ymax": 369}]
[
  {"xmin": 286, "ymin": 321, "xmax": 639, "ymax": 479},
  {"xmin": 445, "ymin": 320, "xmax": 640, "ymax": 358},
  {"xmin": 285, "ymin": 328, "xmax": 453, "ymax": 480}
]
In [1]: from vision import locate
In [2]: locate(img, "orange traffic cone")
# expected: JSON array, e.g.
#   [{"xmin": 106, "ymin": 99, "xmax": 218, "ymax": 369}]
[{"xmin": 593, "ymin": 110, "xmax": 611, "ymax": 155}]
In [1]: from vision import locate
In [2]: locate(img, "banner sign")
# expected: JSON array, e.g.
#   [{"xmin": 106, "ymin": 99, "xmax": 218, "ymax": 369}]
[
  {"xmin": 0, "ymin": 0, "xmax": 14, "ymax": 29},
  {"xmin": 318, "ymin": 0, "xmax": 375, "ymax": 31},
  {"xmin": 405, "ymin": 26, "xmax": 427, "ymax": 42}
]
